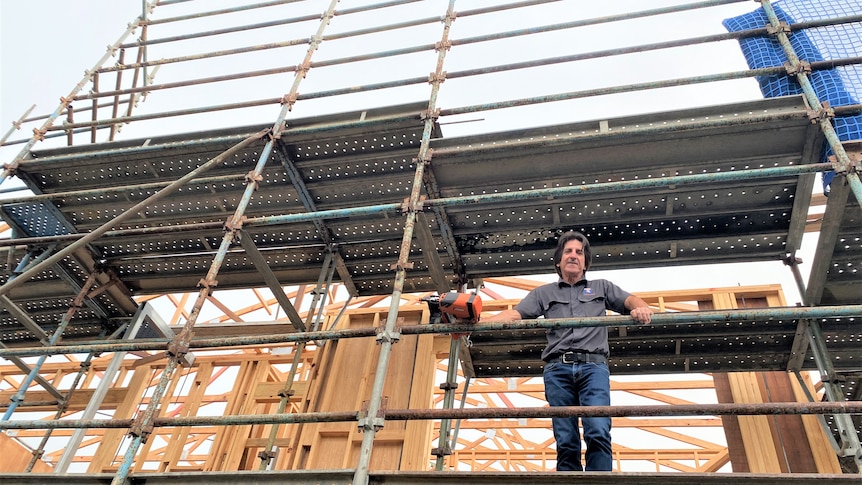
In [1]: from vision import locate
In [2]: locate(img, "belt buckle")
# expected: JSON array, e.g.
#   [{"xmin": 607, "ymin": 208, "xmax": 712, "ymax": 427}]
[{"xmin": 561, "ymin": 352, "xmax": 576, "ymax": 364}]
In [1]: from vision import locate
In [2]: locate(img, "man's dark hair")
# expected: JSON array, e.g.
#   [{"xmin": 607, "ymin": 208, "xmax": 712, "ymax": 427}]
[{"xmin": 553, "ymin": 231, "xmax": 592, "ymax": 277}]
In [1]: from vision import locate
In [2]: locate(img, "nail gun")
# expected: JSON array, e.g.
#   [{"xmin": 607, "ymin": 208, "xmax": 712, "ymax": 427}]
[{"xmin": 422, "ymin": 292, "xmax": 482, "ymax": 338}]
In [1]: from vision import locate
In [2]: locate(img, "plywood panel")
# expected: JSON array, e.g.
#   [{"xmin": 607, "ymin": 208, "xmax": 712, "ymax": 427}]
[
  {"xmin": 0, "ymin": 432, "xmax": 52, "ymax": 472},
  {"xmin": 728, "ymin": 372, "xmax": 782, "ymax": 473},
  {"xmin": 294, "ymin": 308, "xmax": 433, "ymax": 472},
  {"xmin": 312, "ymin": 433, "xmax": 350, "ymax": 469}
]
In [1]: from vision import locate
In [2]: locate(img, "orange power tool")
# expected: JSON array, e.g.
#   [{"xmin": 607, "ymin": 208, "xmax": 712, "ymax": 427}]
[{"xmin": 423, "ymin": 292, "xmax": 482, "ymax": 339}]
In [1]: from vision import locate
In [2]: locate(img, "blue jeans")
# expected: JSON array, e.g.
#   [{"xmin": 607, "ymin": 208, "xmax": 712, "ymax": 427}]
[{"xmin": 543, "ymin": 360, "xmax": 612, "ymax": 471}]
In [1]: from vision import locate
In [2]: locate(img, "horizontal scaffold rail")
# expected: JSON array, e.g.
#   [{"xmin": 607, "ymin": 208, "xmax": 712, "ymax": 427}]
[
  {"xmin": 0, "ymin": 304, "xmax": 859, "ymax": 358},
  {"xmin": 0, "ymin": 162, "xmax": 836, "ymax": 249},
  {"xmin": 2, "ymin": 401, "xmax": 861, "ymax": 431}
]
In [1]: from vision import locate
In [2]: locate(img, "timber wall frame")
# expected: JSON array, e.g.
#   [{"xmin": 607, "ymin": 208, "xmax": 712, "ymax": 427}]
[
  {"xmin": 1, "ymin": 1, "xmax": 861, "ymax": 484},
  {"xmin": 0, "ymin": 284, "xmax": 856, "ymax": 482}
]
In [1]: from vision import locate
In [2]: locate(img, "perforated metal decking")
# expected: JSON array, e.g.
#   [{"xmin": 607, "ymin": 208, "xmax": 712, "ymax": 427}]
[{"xmin": 1, "ymin": 95, "xmax": 859, "ymax": 380}]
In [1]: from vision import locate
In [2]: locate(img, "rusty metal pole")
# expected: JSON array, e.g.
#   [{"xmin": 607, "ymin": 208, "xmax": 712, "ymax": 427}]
[
  {"xmin": 759, "ymin": 0, "xmax": 862, "ymax": 210},
  {"xmin": 353, "ymin": 2, "xmax": 457, "ymax": 484},
  {"xmin": 1, "ymin": 273, "xmax": 98, "ymax": 422},
  {"xmin": 257, "ymin": 252, "xmax": 335, "ymax": 470},
  {"xmin": 4, "ymin": 400, "xmax": 862, "ymax": 431},
  {"xmin": 2, "ymin": 304, "xmax": 861, "ymax": 359},
  {"xmin": 109, "ymin": 1, "xmax": 341, "ymax": 482},
  {"xmin": 759, "ymin": 1, "xmax": 862, "ymax": 471},
  {"xmin": 0, "ymin": 130, "xmax": 266, "ymax": 299},
  {"xmin": 0, "ymin": 3, "xmax": 153, "ymax": 183}
]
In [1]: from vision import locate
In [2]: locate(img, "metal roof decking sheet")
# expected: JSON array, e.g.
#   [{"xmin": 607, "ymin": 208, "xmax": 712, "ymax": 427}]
[
  {"xmin": 1, "ymin": 96, "xmax": 833, "ymax": 345},
  {"xmin": 429, "ymin": 95, "xmax": 821, "ymax": 277},
  {"xmin": 818, "ymin": 189, "xmax": 862, "ymax": 307},
  {"xmin": 12, "ymin": 102, "xmax": 437, "ymax": 299}
]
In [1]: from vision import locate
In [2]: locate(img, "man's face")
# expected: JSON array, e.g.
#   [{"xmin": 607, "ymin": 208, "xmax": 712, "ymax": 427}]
[{"xmin": 557, "ymin": 238, "xmax": 586, "ymax": 282}]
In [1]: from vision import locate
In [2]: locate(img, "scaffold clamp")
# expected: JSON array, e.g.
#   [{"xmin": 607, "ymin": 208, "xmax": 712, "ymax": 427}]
[
  {"xmin": 439, "ymin": 381, "xmax": 458, "ymax": 391},
  {"xmin": 784, "ymin": 60, "xmax": 811, "ymax": 77},
  {"xmin": 224, "ymin": 215, "xmax": 247, "ymax": 232},
  {"xmin": 401, "ymin": 195, "xmax": 426, "ymax": 214},
  {"xmin": 258, "ymin": 450, "xmax": 276, "ymax": 461},
  {"xmin": 375, "ymin": 326, "xmax": 401, "ymax": 344},
  {"xmin": 358, "ymin": 397, "xmax": 387, "ymax": 432},
  {"xmin": 766, "ymin": 21, "xmax": 791, "ymax": 36},
  {"xmin": 428, "ymin": 71, "xmax": 447, "ymax": 84},
  {"xmin": 806, "ymin": 101, "xmax": 834, "ymax": 124},
  {"xmin": 431, "ymin": 445, "xmax": 453, "ymax": 457},
  {"xmin": 420, "ymin": 109, "xmax": 440, "ymax": 121},
  {"xmin": 244, "ymin": 170, "xmax": 263, "ymax": 190},
  {"xmin": 781, "ymin": 252, "xmax": 803, "ymax": 266},
  {"xmin": 129, "ymin": 414, "xmax": 155, "ymax": 443},
  {"xmin": 197, "ymin": 277, "xmax": 218, "ymax": 296},
  {"xmin": 281, "ymin": 92, "xmax": 298, "ymax": 110},
  {"xmin": 829, "ymin": 140, "xmax": 862, "ymax": 174},
  {"xmin": 435, "ymin": 40, "xmax": 452, "ymax": 52},
  {"xmin": 390, "ymin": 261, "xmax": 415, "ymax": 271}
]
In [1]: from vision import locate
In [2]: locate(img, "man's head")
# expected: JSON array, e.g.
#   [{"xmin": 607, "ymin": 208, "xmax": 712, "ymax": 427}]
[{"xmin": 554, "ymin": 231, "xmax": 592, "ymax": 280}]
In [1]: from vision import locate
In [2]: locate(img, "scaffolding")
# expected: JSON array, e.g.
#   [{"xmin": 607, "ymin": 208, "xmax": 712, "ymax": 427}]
[{"xmin": 0, "ymin": 1, "xmax": 861, "ymax": 483}]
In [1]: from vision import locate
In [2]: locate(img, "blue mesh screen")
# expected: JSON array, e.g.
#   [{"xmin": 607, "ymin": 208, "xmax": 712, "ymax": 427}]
[{"xmin": 724, "ymin": 0, "xmax": 862, "ymax": 193}]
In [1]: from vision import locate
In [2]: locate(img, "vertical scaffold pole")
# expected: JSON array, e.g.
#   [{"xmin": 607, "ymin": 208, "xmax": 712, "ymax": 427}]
[
  {"xmin": 352, "ymin": 2, "xmax": 457, "ymax": 484},
  {"xmin": 434, "ymin": 336, "xmax": 461, "ymax": 470},
  {"xmin": 258, "ymin": 249, "xmax": 335, "ymax": 470},
  {"xmin": 0, "ymin": 3, "xmax": 156, "ymax": 184},
  {"xmin": 110, "ymin": 3, "xmax": 341, "ymax": 483},
  {"xmin": 759, "ymin": 0, "xmax": 862, "ymax": 209},
  {"xmin": 759, "ymin": 0, "xmax": 862, "ymax": 471}
]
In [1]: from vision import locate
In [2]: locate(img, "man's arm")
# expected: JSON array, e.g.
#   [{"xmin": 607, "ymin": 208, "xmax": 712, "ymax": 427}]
[
  {"xmin": 624, "ymin": 295, "xmax": 653, "ymax": 324},
  {"xmin": 483, "ymin": 308, "xmax": 523, "ymax": 322}
]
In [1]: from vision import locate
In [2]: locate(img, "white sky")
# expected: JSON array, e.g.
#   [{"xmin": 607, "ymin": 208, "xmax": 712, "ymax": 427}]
[{"xmin": 0, "ymin": 0, "xmax": 820, "ymax": 305}]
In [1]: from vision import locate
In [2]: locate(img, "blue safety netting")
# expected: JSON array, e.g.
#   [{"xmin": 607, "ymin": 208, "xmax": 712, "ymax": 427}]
[{"xmin": 723, "ymin": 0, "xmax": 862, "ymax": 194}]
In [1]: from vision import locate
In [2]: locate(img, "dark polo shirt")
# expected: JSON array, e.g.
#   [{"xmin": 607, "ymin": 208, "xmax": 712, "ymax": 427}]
[{"xmin": 514, "ymin": 278, "xmax": 631, "ymax": 361}]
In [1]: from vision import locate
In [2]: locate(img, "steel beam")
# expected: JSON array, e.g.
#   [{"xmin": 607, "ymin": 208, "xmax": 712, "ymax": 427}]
[{"xmin": 237, "ymin": 230, "xmax": 305, "ymax": 331}]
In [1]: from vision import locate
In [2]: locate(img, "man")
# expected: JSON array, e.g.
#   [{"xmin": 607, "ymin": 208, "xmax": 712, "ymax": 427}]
[{"xmin": 485, "ymin": 231, "xmax": 653, "ymax": 471}]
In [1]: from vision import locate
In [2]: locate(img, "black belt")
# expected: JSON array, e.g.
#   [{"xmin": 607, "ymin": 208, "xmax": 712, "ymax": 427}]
[{"xmin": 547, "ymin": 351, "xmax": 607, "ymax": 364}]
